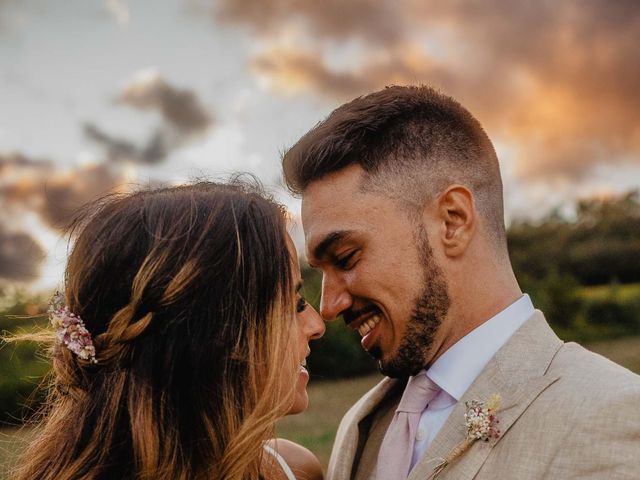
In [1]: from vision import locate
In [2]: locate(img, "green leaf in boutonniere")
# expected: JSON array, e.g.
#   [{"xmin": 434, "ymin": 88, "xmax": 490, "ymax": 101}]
[{"xmin": 427, "ymin": 394, "xmax": 502, "ymax": 479}]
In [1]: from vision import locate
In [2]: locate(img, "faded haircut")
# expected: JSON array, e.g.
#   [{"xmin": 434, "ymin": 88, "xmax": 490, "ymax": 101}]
[{"xmin": 282, "ymin": 85, "xmax": 507, "ymax": 248}]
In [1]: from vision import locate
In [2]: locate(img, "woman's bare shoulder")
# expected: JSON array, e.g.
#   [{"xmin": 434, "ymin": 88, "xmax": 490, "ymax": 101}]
[{"xmin": 266, "ymin": 438, "xmax": 324, "ymax": 480}]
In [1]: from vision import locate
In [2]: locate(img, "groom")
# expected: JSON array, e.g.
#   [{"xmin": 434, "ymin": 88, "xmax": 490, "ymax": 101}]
[{"xmin": 282, "ymin": 86, "xmax": 640, "ymax": 479}]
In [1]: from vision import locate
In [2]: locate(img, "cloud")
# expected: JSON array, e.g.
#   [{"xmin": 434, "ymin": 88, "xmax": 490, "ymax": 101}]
[
  {"xmin": 0, "ymin": 0, "xmax": 20, "ymax": 33},
  {"xmin": 83, "ymin": 69, "xmax": 215, "ymax": 165},
  {"xmin": 119, "ymin": 69, "xmax": 213, "ymax": 135},
  {"xmin": 36, "ymin": 163, "xmax": 128, "ymax": 228},
  {"xmin": 0, "ymin": 223, "xmax": 45, "ymax": 282},
  {"xmin": 216, "ymin": 0, "xmax": 404, "ymax": 45},
  {"xmin": 0, "ymin": 151, "xmax": 52, "ymax": 172},
  {"xmin": 84, "ymin": 123, "xmax": 169, "ymax": 165},
  {"xmin": 215, "ymin": 0, "xmax": 640, "ymax": 181},
  {"xmin": 104, "ymin": 0, "xmax": 130, "ymax": 27},
  {"xmin": 0, "ymin": 153, "xmax": 127, "ymax": 230},
  {"xmin": 0, "ymin": 149, "xmax": 128, "ymax": 286},
  {"xmin": 251, "ymin": 44, "xmax": 456, "ymax": 100}
]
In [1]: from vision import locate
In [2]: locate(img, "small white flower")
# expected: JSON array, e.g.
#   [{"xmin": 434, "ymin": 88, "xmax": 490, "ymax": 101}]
[{"xmin": 428, "ymin": 394, "xmax": 502, "ymax": 479}]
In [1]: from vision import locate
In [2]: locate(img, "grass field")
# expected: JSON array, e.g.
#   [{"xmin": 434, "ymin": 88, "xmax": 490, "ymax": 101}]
[
  {"xmin": 277, "ymin": 373, "xmax": 382, "ymax": 468},
  {"xmin": 2, "ymin": 335, "xmax": 640, "ymax": 477}
]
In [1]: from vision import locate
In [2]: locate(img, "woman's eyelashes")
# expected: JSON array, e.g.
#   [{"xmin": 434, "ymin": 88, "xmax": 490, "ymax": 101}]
[{"xmin": 296, "ymin": 296, "xmax": 308, "ymax": 313}]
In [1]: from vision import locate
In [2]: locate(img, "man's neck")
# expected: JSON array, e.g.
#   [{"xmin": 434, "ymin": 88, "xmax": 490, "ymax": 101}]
[{"xmin": 428, "ymin": 281, "xmax": 523, "ymax": 367}]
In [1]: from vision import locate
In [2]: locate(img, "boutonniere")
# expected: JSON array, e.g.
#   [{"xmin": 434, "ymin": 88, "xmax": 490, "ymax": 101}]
[{"xmin": 428, "ymin": 394, "xmax": 502, "ymax": 479}]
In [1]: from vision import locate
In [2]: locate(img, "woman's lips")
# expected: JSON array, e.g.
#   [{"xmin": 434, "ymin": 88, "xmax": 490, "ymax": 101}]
[
  {"xmin": 299, "ymin": 356, "xmax": 309, "ymax": 375},
  {"xmin": 298, "ymin": 364, "xmax": 310, "ymax": 384}
]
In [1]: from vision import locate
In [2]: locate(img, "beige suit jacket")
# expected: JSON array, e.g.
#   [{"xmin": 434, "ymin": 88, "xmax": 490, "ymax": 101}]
[{"xmin": 327, "ymin": 311, "xmax": 640, "ymax": 479}]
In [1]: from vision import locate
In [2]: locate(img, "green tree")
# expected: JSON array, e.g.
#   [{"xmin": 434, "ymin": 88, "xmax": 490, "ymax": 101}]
[{"xmin": 301, "ymin": 267, "xmax": 377, "ymax": 379}]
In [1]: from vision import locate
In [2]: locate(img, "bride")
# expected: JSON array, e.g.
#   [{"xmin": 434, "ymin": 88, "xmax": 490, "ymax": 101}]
[{"xmin": 11, "ymin": 180, "xmax": 325, "ymax": 480}]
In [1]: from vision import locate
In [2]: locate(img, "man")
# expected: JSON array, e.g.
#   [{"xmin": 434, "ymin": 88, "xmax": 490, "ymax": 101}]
[{"xmin": 282, "ymin": 86, "xmax": 640, "ymax": 479}]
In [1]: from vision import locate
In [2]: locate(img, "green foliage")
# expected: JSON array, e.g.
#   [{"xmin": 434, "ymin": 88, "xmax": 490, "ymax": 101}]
[
  {"xmin": 523, "ymin": 270, "xmax": 582, "ymax": 330},
  {"xmin": 0, "ymin": 290, "xmax": 50, "ymax": 425},
  {"xmin": 524, "ymin": 278, "xmax": 640, "ymax": 343},
  {"xmin": 307, "ymin": 320, "xmax": 377, "ymax": 379},
  {"xmin": 509, "ymin": 190, "xmax": 640, "ymax": 285},
  {"xmin": 301, "ymin": 267, "xmax": 377, "ymax": 379},
  {"xmin": 578, "ymin": 283, "xmax": 640, "ymax": 338},
  {"xmin": 579, "ymin": 282, "xmax": 640, "ymax": 303},
  {"xmin": 509, "ymin": 190, "xmax": 640, "ymax": 342}
]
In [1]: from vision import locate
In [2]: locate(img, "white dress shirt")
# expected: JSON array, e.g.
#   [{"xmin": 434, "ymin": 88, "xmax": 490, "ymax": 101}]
[{"xmin": 409, "ymin": 294, "xmax": 535, "ymax": 469}]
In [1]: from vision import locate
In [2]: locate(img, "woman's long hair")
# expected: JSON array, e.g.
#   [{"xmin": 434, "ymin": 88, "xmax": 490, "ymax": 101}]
[{"xmin": 12, "ymin": 180, "xmax": 299, "ymax": 480}]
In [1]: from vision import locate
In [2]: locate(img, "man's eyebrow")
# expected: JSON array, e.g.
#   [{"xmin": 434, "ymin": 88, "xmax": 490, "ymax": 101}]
[
  {"xmin": 311, "ymin": 230, "xmax": 354, "ymax": 261},
  {"xmin": 296, "ymin": 281, "xmax": 303, "ymax": 293}
]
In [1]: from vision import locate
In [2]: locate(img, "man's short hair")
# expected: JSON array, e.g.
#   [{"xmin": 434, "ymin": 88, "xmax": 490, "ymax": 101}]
[{"xmin": 282, "ymin": 85, "xmax": 506, "ymax": 247}]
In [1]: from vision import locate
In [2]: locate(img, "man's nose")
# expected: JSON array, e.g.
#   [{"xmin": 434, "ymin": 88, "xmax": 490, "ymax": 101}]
[{"xmin": 320, "ymin": 273, "xmax": 352, "ymax": 321}]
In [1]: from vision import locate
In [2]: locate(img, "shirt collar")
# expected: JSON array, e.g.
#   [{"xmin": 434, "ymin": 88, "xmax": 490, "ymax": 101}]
[{"xmin": 425, "ymin": 294, "xmax": 535, "ymax": 401}]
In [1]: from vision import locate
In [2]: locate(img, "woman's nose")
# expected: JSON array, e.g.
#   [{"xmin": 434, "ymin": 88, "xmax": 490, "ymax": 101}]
[{"xmin": 304, "ymin": 305, "xmax": 325, "ymax": 340}]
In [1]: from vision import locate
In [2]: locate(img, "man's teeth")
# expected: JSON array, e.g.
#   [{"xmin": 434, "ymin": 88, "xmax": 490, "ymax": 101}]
[{"xmin": 357, "ymin": 314, "xmax": 381, "ymax": 336}]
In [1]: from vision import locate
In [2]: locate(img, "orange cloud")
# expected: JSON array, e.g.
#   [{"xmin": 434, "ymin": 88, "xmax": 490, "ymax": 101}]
[
  {"xmin": 216, "ymin": 0, "xmax": 640, "ymax": 180},
  {"xmin": 0, "ymin": 154, "xmax": 128, "ymax": 230}
]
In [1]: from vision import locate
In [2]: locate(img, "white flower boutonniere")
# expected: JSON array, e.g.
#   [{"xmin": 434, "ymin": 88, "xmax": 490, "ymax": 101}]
[{"xmin": 428, "ymin": 394, "xmax": 502, "ymax": 479}]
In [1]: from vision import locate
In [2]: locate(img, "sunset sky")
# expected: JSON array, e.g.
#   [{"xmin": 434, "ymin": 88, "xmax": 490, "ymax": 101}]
[{"xmin": 1, "ymin": 0, "xmax": 639, "ymax": 290}]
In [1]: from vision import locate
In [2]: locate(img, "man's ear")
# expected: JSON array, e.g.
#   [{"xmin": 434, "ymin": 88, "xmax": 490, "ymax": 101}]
[{"xmin": 430, "ymin": 185, "xmax": 476, "ymax": 258}]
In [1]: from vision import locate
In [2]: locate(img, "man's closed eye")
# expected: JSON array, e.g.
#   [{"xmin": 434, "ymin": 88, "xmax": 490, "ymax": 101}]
[{"xmin": 335, "ymin": 251, "xmax": 357, "ymax": 269}]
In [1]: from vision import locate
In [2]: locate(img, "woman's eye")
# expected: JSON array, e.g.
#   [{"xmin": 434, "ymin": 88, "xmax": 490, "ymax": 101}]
[
  {"xmin": 296, "ymin": 297, "xmax": 308, "ymax": 313},
  {"xmin": 335, "ymin": 251, "xmax": 356, "ymax": 269}
]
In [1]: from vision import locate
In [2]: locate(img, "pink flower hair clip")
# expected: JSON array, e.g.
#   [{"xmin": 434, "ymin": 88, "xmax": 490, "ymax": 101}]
[{"xmin": 48, "ymin": 291, "xmax": 97, "ymax": 364}]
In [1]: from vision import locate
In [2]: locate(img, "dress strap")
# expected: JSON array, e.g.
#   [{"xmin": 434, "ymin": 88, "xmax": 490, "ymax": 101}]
[{"xmin": 263, "ymin": 444, "xmax": 297, "ymax": 480}]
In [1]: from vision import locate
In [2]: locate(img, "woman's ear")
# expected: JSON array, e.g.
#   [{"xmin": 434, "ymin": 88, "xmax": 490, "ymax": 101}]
[{"xmin": 432, "ymin": 185, "xmax": 476, "ymax": 258}]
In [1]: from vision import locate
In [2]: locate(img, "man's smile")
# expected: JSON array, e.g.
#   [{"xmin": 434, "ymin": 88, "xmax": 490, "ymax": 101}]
[
  {"xmin": 342, "ymin": 304, "xmax": 387, "ymax": 352},
  {"xmin": 356, "ymin": 313, "xmax": 382, "ymax": 337},
  {"xmin": 343, "ymin": 303, "xmax": 381, "ymax": 331}
]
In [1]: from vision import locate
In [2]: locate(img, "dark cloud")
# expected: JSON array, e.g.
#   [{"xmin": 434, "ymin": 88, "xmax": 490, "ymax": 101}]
[
  {"xmin": 0, "ymin": 224, "xmax": 44, "ymax": 282},
  {"xmin": 84, "ymin": 123, "xmax": 169, "ymax": 165},
  {"xmin": 119, "ymin": 70, "xmax": 213, "ymax": 135},
  {"xmin": 216, "ymin": 0, "xmax": 403, "ymax": 45},
  {"xmin": 0, "ymin": 152, "xmax": 52, "ymax": 172},
  {"xmin": 0, "ymin": 153, "xmax": 47, "ymax": 283},
  {"xmin": 0, "ymin": 224, "xmax": 45, "ymax": 282},
  {"xmin": 36, "ymin": 163, "xmax": 127, "ymax": 228},
  {"xmin": 0, "ymin": 153, "xmax": 127, "ymax": 230},
  {"xmin": 217, "ymin": 0, "xmax": 640, "ymax": 180},
  {"xmin": 83, "ymin": 70, "xmax": 215, "ymax": 165}
]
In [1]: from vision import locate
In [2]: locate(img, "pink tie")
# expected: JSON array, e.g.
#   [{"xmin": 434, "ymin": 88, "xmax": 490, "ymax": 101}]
[{"xmin": 376, "ymin": 373, "xmax": 440, "ymax": 480}]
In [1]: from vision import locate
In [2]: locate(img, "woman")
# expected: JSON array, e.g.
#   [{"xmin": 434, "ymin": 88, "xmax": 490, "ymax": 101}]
[{"xmin": 11, "ymin": 180, "xmax": 325, "ymax": 480}]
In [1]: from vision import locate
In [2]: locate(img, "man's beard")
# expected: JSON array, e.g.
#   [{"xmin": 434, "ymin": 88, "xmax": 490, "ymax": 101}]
[{"xmin": 373, "ymin": 224, "xmax": 451, "ymax": 378}]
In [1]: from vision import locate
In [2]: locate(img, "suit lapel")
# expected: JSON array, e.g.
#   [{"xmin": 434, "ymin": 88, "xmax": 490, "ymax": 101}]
[
  {"xmin": 327, "ymin": 376, "xmax": 401, "ymax": 480},
  {"xmin": 409, "ymin": 312, "xmax": 563, "ymax": 480}
]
